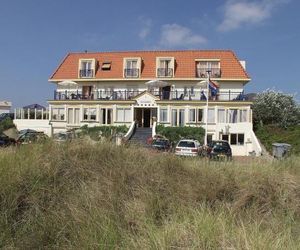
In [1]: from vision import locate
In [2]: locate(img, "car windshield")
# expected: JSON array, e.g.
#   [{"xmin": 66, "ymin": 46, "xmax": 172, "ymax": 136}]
[
  {"xmin": 178, "ymin": 141, "xmax": 195, "ymax": 148},
  {"xmin": 153, "ymin": 140, "xmax": 168, "ymax": 146}
]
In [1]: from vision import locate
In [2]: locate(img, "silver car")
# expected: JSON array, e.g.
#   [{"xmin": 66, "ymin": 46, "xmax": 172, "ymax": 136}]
[{"xmin": 175, "ymin": 139, "xmax": 201, "ymax": 157}]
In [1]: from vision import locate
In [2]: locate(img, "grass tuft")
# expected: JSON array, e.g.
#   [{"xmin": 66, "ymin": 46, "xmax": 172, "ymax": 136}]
[{"xmin": 0, "ymin": 141, "xmax": 299, "ymax": 249}]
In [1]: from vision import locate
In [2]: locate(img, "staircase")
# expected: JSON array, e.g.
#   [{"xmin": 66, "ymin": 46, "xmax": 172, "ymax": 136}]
[{"xmin": 129, "ymin": 127, "xmax": 152, "ymax": 147}]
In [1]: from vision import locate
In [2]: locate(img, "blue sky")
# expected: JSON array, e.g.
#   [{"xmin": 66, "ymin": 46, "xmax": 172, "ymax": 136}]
[{"xmin": 0, "ymin": 0, "xmax": 299, "ymax": 107}]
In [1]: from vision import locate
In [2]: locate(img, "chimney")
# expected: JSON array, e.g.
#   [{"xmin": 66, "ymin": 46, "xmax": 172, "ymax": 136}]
[{"xmin": 240, "ymin": 60, "xmax": 246, "ymax": 70}]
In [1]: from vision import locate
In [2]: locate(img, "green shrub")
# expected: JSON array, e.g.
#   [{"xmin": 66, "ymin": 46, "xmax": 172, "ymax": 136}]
[
  {"xmin": 256, "ymin": 124, "xmax": 300, "ymax": 154},
  {"xmin": 0, "ymin": 118, "xmax": 15, "ymax": 134},
  {"xmin": 156, "ymin": 124, "xmax": 205, "ymax": 144},
  {"xmin": 79, "ymin": 125, "xmax": 128, "ymax": 140}
]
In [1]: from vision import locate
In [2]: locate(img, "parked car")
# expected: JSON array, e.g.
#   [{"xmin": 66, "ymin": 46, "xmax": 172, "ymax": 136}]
[
  {"xmin": 0, "ymin": 134, "xmax": 16, "ymax": 147},
  {"xmin": 151, "ymin": 138, "xmax": 171, "ymax": 152},
  {"xmin": 17, "ymin": 131, "xmax": 48, "ymax": 144},
  {"xmin": 207, "ymin": 140, "xmax": 232, "ymax": 160},
  {"xmin": 0, "ymin": 113, "xmax": 14, "ymax": 122},
  {"xmin": 175, "ymin": 139, "xmax": 201, "ymax": 157}
]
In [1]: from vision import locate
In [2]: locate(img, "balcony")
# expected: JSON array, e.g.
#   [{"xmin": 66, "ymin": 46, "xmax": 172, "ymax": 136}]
[
  {"xmin": 53, "ymin": 90, "xmax": 246, "ymax": 102},
  {"xmin": 124, "ymin": 68, "xmax": 139, "ymax": 78},
  {"xmin": 157, "ymin": 68, "xmax": 173, "ymax": 77},
  {"xmin": 79, "ymin": 69, "xmax": 94, "ymax": 78},
  {"xmin": 196, "ymin": 68, "xmax": 221, "ymax": 78}
]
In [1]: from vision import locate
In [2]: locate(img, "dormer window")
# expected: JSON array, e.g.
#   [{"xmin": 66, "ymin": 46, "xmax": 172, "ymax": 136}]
[
  {"xmin": 79, "ymin": 59, "xmax": 96, "ymax": 78},
  {"xmin": 101, "ymin": 61, "xmax": 111, "ymax": 70},
  {"xmin": 196, "ymin": 60, "xmax": 221, "ymax": 78},
  {"xmin": 123, "ymin": 57, "xmax": 141, "ymax": 78},
  {"xmin": 156, "ymin": 57, "xmax": 174, "ymax": 77}
]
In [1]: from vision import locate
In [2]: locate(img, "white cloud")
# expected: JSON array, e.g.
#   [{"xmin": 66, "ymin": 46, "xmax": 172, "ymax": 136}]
[
  {"xmin": 159, "ymin": 24, "xmax": 207, "ymax": 49},
  {"xmin": 218, "ymin": 0, "xmax": 289, "ymax": 32},
  {"xmin": 138, "ymin": 17, "xmax": 152, "ymax": 40}
]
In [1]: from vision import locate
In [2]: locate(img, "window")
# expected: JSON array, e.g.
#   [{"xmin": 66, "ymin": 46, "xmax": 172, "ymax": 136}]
[
  {"xmin": 116, "ymin": 108, "xmax": 131, "ymax": 122},
  {"xmin": 238, "ymin": 134, "xmax": 244, "ymax": 145},
  {"xmin": 198, "ymin": 109, "xmax": 203, "ymax": 122},
  {"xmin": 228, "ymin": 109, "xmax": 238, "ymax": 123},
  {"xmin": 239, "ymin": 109, "xmax": 248, "ymax": 122},
  {"xmin": 79, "ymin": 59, "xmax": 95, "ymax": 78},
  {"xmin": 207, "ymin": 108, "xmax": 215, "ymax": 123},
  {"xmin": 68, "ymin": 108, "xmax": 80, "ymax": 124},
  {"xmin": 230, "ymin": 134, "xmax": 237, "ymax": 145},
  {"xmin": 196, "ymin": 60, "xmax": 221, "ymax": 78},
  {"xmin": 230, "ymin": 133, "xmax": 244, "ymax": 145},
  {"xmin": 52, "ymin": 108, "xmax": 65, "ymax": 121},
  {"xmin": 171, "ymin": 109, "xmax": 177, "ymax": 126},
  {"xmin": 171, "ymin": 109, "xmax": 185, "ymax": 126},
  {"xmin": 218, "ymin": 109, "xmax": 226, "ymax": 123},
  {"xmin": 221, "ymin": 134, "xmax": 229, "ymax": 142},
  {"xmin": 125, "ymin": 60, "xmax": 138, "ymax": 77},
  {"xmin": 101, "ymin": 62, "xmax": 111, "ymax": 70},
  {"xmin": 207, "ymin": 134, "xmax": 213, "ymax": 144},
  {"xmin": 100, "ymin": 108, "xmax": 113, "ymax": 125},
  {"xmin": 83, "ymin": 108, "xmax": 96, "ymax": 121},
  {"xmin": 156, "ymin": 57, "xmax": 174, "ymax": 77},
  {"xmin": 160, "ymin": 108, "xmax": 168, "ymax": 123},
  {"xmin": 124, "ymin": 58, "xmax": 141, "ymax": 78},
  {"xmin": 190, "ymin": 86, "xmax": 194, "ymax": 95},
  {"xmin": 189, "ymin": 109, "xmax": 196, "ymax": 123}
]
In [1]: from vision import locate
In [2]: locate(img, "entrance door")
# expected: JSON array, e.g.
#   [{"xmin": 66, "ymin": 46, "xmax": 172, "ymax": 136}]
[
  {"xmin": 143, "ymin": 109, "xmax": 151, "ymax": 127},
  {"xmin": 135, "ymin": 109, "xmax": 143, "ymax": 127}
]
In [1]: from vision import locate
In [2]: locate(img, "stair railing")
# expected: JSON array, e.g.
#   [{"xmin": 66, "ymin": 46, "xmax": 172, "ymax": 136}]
[
  {"xmin": 152, "ymin": 121, "xmax": 157, "ymax": 138},
  {"xmin": 123, "ymin": 121, "xmax": 136, "ymax": 141}
]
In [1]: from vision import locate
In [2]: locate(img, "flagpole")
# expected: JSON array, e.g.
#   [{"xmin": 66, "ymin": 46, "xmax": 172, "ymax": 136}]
[{"xmin": 205, "ymin": 70, "xmax": 211, "ymax": 146}]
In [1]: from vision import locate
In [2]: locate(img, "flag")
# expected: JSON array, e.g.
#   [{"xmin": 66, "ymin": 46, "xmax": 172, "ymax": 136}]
[{"xmin": 209, "ymin": 80, "xmax": 219, "ymax": 96}]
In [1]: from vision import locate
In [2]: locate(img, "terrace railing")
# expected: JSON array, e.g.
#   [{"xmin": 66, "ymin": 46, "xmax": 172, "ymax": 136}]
[
  {"xmin": 196, "ymin": 68, "xmax": 221, "ymax": 78},
  {"xmin": 79, "ymin": 69, "xmax": 94, "ymax": 78},
  {"xmin": 124, "ymin": 68, "xmax": 139, "ymax": 78},
  {"xmin": 157, "ymin": 68, "xmax": 173, "ymax": 77},
  {"xmin": 53, "ymin": 90, "xmax": 246, "ymax": 102}
]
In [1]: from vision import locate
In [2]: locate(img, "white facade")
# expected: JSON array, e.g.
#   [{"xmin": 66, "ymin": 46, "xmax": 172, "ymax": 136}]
[
  {"xmin": 0, "ymin": 101, "xmax": 12, "ymax": 114},
  {"xmin": 13, "ymin": 50, "xmax": 263, "ymax": 156}
]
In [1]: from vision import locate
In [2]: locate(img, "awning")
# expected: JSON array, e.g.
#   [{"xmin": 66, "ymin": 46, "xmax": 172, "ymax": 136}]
[
  {"xmin": 145, "ymin": 80, "xmax": 171, "ymax": 88},
  {"xmin": 57, "ymin": 80, "xmax": 78, "ymax": 86}
]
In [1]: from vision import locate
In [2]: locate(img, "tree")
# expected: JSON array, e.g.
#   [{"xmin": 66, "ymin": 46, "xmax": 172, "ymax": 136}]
[
  {"xmin": 0, "ymin": 118, "xmax": 15, "ymax": 134},
  {"xmin": 253, "ymin": 90, "xmax": 300, "ymax": 128}
]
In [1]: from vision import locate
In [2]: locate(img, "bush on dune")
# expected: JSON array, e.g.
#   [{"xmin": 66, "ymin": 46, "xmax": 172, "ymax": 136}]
[{"xmin": 0, "ymin": 142, "xmax": 299, "ymax": 249}]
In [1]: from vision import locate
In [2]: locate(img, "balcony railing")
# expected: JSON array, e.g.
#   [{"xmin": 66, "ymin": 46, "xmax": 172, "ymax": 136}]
[
  {"xmin": 196, "ymin": 68, "xmax": 221, "ymax": 78},
  {"xmin": 53, "ymin": 90, "xmax": 246, "ymax": 102},
  {"xmin": 124, "ymin": 68, "xmax": 139, "ymax": 78},
  {"xmin": 79, "ymin": 69, "xmax": 94, "ymax": 78},
  {"xmin": 157, "ymin": 68, "xmax": 173, "ymax": 77}
]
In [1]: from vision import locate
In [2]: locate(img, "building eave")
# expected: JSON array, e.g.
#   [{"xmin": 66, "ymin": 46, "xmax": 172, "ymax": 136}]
[{"xmin": 48, "ymin": 78, "xmax": 251, "ymax": 83}]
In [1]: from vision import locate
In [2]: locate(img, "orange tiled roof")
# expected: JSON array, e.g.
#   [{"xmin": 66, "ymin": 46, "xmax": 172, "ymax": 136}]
[{"xmin": 50, "ymin": 50, "xmax": 250, "ymax": 80}]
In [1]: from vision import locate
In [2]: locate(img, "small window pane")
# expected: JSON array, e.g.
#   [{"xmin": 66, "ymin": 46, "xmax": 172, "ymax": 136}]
[
  {"xmin": 160, "ymin": 108, "xmax": 168, "ymax": 122},
  {"xmin": 218, "ymin": 109, "xmax": 226, "ymax": 123},
  {"xmin": 238, "ymin": 134, "xmax": 244, "ymax": 145},
  {"xmin": 198, "ymin": 109, "xmax": 203, "ymax": 122},
  {"xmin": 230, "ymin": 134, "xmax": 237, "ymax": 145},
  {"xmin": 189, "ymin": 109, "xmax": 196, "ymax": 122}
]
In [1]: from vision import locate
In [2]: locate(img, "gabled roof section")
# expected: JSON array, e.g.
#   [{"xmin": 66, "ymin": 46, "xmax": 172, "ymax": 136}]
[{"xmin": 49, "ymin": 50, "xmax": 250, "ymax": 81}]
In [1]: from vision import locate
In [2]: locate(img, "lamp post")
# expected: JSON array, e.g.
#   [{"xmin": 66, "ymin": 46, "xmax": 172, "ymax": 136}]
[{"xmin": 204, "ymin": 70, "xmax": 211, "ymax": 146}]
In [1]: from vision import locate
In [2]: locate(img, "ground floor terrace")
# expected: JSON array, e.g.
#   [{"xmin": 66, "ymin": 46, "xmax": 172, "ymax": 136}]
[{"xmin": 13, "ymin": 92, "xmax": 261, "ymax": 156}]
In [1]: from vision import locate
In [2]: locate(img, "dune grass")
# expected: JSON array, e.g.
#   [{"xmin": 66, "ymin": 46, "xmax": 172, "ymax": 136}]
[{"xmin": 0, "ymin": 141, "xmax": 299, "ymax": 249}]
